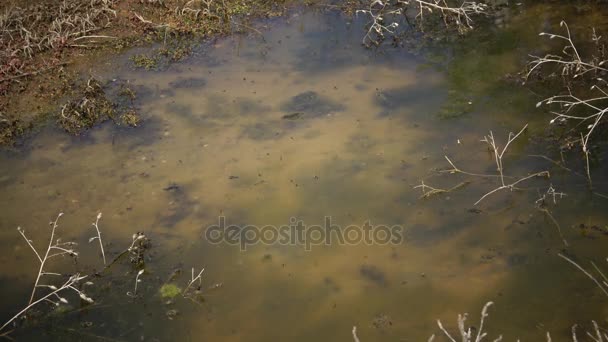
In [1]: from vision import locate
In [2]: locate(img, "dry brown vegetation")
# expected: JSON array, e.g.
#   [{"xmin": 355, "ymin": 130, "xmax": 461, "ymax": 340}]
[
  {"xmin": 0, "ymin": 0, "xmax": 294, "ymax": 145},
  {"xmin": 526, "ymin": 21, "xmax": 608, "ymax": 188}
]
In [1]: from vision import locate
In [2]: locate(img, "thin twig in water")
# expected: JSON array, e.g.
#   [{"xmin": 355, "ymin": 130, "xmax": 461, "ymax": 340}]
[
  {"xmin": 1, "ymin": 214, "xmax": 98, "ymax": 334},
  {"xmin": 526, "ymin": 21, "xmax": 608, "ymax": 81},
  {"xmin": 558, "ymin": 253, "xmax": 608, "ymax": 297},
  {"xmin": 534, "ymin": 184, "xmax": 568, "ymax": 245},
  {"xmin": 89, "ymin": 212, "xmax": 106, "ymax": 265},
  {"xmin": 352, "ymin": 326, "xmax": 360, "ymax": 342},
  {"xmin": 127, "ymin": 269, "xmax": 145, "ymax": 298},
  {"xmin": 431, "ymin": 301, "xmax": 606, "ymax": 341},
  {"xmin": 356, "ymin": 0, "xmax": 487, "ymax": 45},
  {"xmin": 528, "ymin": 154, "xmax": 581, "ymax": 177},
  {"xmin": 414, "ymin": 180, "xmax": 470, "ymax": 198},
  {"xmin": 20, "ymin": 213, "xmax": 78, "ymax": 304},
  {"xmin": 0, "ymin": 274, "xmax": 91, "ymax": 333},
  {"xmin": 530, "ymin": 22, "xmax": 608, "ymax": 187},
  {"xmin": 183, "ymin": 267, "xmax": 205, "ymax": 297},
  {"xmin": 441, "ymin": 156, "xmax": 506, "ymax": 178},
  {"xmin": 538, "ymin": 208, "xmax": 568, "ymax": 247},
  {"xmin": 470, "ymin": 124, "xmax": 552, "ymax": 205}
]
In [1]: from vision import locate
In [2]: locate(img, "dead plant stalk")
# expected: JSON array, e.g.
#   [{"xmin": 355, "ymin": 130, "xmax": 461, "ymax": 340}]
[
  {"xmin": 426, "ymin": 124, "xmax": 551, "ymax": 205},
  {"xmin": 1, "ymin": 213, "xmax": 95, "ymax": 334},
  {"xmin": 530, "ymin": 21, "xmax": 608, "ymax": 186},
  {"xmin": 20, "ymin": 213, "xmax": 77, "ymax": 305},
  {"xmin": 473, "ymin": 124, "xmax": 549, "ymax": 205},
  {"xmin": 357, "ymin": 0, "xmax": 487, "ymax": 45},
  {"xmin": 183, "ymin": 267, "xmax": 205, "ymax": 297},
  {"xmin": 90, "ymin": 212, "xmax": 106, "ymax": 265}
]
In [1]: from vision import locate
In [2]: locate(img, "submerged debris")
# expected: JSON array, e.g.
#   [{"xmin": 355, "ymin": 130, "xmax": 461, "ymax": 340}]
[
  {"xmin": 282, "ymin": 112, "xmax": 304, "ymax": 120},
  {"xmin": 58, "ymin": 78, "xmax": 115, "ymax": 134},
  {"xmin": 121, "ymin": 109, "xmax": 141, "ymax": 127},
  {"xmin": 0, "ymin": 113, "xmax": 26, "ymax": 145},
  {"xmin": 164, "ymin": 183, "xmax": 181, "ymax": 191},
  {"xmin": 160, "ymin": 283, "xmax": 182, "ymax": 299},
  {"xmin": 166, "ymin": 309, "xmax": 179, "ymax": 320},
  {"xmin": 169, "ymin": 77, "xmax": 207, "ymax": 89},
  {"xmin": 359, "ymin": 264, "xmax": 388, "ymax": 286},
  {"xmin": 281, "ymin": 91, "xmax": 344, "ymax": 118},
  {"xmin": 131, "ymin": 54, "xmax": 159, "ymax": 70},
  {"xmin": 58, "ymin": 77, "xmax": 140, "ymax": 134},
  {"xmin": 372, "ymin": 314, "xmax": 393, "ymax": 330}
]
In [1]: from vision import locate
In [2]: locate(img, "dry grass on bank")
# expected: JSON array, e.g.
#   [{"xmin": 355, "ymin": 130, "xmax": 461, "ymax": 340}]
[{"xmin": 0, "ymin": 0, "xmax": 292, "ymax": 144}]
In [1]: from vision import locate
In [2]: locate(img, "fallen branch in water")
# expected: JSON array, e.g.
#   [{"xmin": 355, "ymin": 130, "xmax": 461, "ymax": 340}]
[
  {"xmin": 414, "ymin": 180, "xmax": 470, "ymax": 198},
  {"xmin": 474, "ymin": 171, "xmax": 550, "ymax": 205},
  {"xmin": 439, "ymin": 124, "xmax": 552, "ymax": 205},
  {"xmin": 473, "ymin": 125, "xmax": 551, "ymax": 205},
  {"xmin": 416, "ymin": 125, "xmax": 573, "ymax": 245}
]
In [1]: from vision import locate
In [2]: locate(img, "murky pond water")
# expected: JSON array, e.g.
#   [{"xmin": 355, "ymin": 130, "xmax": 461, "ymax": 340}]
[{"xmin": 2, "ymin": 3, "xmax": 608, "ymax": 341}]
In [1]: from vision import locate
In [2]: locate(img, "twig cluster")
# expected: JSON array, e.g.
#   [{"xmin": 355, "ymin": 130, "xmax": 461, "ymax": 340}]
[
  {"xmin": 571, "ymin": 321, "xmax": 608, "ymax": 342},
  {"xmin": 0, "ymin": 212, "xmax": 155, "ymax": 336},
  {"xmin": 411, "ymin": 0, "xmax": 487, "ymax": 33},
  {"xmin": 416, "ymin": 124, "xmax": 551, "ymax": 206},
  {"xmin": 537, "ymin": 84, "xmax": 606, "ymax": 186},
  {"xmin": 356, "ymin": 0, "xmax": 404, "ymax": 45},
  {"xmin": 429, "ymin": 302, "xmax": 500, "ymax": 342},
  {"xmin": 474, "ymin": 124, "xmax": 550, "ymax": 205},
  {"xmin": 0, "ymin": 213, "xmax": 95, "ymax": 334},
  {"xmin": 356, "ymin": 0, "xmax": 488, "ymax": 45},
  {"xmin": 427, "ymin": 301, "xmax": 607, "ymax": 342},
  {"xmin": 529, "ymin": 21, "xmax": 608, "ymax": 186},
  {"xmin": 526, "ymin": 21, "xmax": 607, "ymax": 81}
]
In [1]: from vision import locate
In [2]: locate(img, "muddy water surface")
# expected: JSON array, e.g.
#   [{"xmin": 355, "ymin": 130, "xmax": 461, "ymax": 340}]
[{"xmin": 1, "ymin": 4, "xmax": 608, "ymax": 341}]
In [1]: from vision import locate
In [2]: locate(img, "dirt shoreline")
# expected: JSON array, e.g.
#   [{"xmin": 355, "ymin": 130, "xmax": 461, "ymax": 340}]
[{"xmin": 0, "ymin": 0, "xmax": 335, "ymax": 146}]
